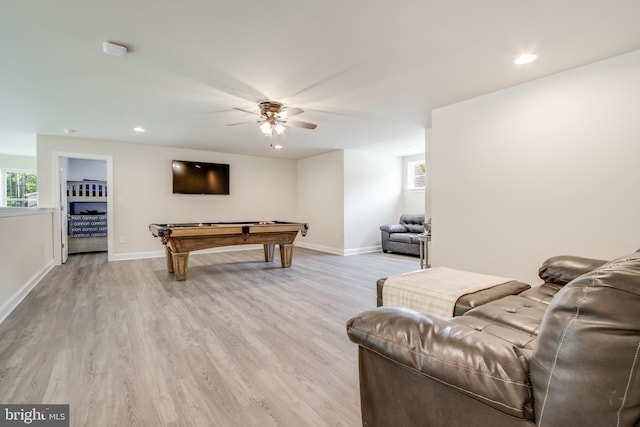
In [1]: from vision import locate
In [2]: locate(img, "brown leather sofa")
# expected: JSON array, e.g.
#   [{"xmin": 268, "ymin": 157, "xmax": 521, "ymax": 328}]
[{"xmin": 346, "ymin": 250, "xmax": 640, "ymax": 427}]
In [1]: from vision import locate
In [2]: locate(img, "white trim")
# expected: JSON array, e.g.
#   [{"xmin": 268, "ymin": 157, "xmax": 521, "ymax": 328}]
[
  {"xmin": 111, "ymin": 250, "xmax": 166, "ymax": 261},
  {"xmin": 343, "ymin": 245, "xmax": 382, "ymax": 256},
  {"xmin": 406, "ymin": 158, "xmax": 426, "ymax": 190},
  {"xmin": 296, "ymin": 242, "xmax": 345, "ymax": 256},
  {"xmin": 1, "ymin": 167, "xmax": 38, "ymax": 207},
  {"xmin": 0, "ymin": 260, "xmax": 55, "ymax": 325}
]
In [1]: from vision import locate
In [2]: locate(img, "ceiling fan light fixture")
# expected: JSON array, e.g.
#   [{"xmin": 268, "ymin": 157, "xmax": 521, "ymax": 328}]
[
  {"xmin": 260, "ymin": 121, "xmax": 273, "ymax": 136},
  {"xmin": 231, "ymin": 100, "xmax": 318, "ymax": 136}
]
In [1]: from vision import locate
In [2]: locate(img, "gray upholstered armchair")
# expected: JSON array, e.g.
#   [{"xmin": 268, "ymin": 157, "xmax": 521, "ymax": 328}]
[{"xmin": 379, "ymin": 214, "xmax": 428, "ymax": 256}]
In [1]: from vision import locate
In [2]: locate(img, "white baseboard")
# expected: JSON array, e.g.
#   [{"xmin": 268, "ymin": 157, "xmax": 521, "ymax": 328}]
[
  {"xmin": 343, "ymin": 245, "xmax": 382, "ymax": 256},
  {"xmin": 110, "ymin": 250, "xmax": 165, "ymax": 261},
  {"xmin": 0, "ymin": 260, "xmax": 55, "ymax": 325},
  {"xmin": 296, "ymin": 242, "xmax": 344, "ymax": 255}
]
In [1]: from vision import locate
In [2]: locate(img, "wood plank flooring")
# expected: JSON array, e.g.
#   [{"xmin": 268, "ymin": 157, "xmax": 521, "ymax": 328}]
[{"xmin": 0, "ymin": 248, "xmax": 419, "ymax": 427}]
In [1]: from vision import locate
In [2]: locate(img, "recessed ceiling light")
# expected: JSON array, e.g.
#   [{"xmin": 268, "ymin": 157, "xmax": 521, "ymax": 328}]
[
  {"xmin": 271, "ymin": 144, "xmax": 283, "ymax": 150},
  {"xmin": 133, "ymin": 127, "xmax": 146, "ymax": 133},
  {"xmin": 514, "ymin": 53, "xmax": 537, "ymax": 65}
]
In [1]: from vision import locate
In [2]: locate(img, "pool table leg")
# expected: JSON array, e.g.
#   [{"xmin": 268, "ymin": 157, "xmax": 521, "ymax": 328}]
[
  {"xmin": 171, "ymin": 251, "xmax": 189, "ymax": 281},
  {"xmin": 264, "ymin": 244, "xmax": 275, "ymax": 262},
  {"xmin": 279, "ymin": 244, "xmax": 294, "ymax": 268},
  {"xmin": 165, "ymin": 246, "xmax": 174, "ymax": 274},
  {"xmin": 166, "ymin": 246, "xmax": 189, "ymax": 281}
]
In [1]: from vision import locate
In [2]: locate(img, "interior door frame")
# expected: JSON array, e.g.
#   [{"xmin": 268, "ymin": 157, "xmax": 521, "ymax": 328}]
[
  {"xmin": 59, "ymin": 157, "xmax": 69, "ymax": 263},
  {"xmin": 52, "ymin": 151, "xmax": 114, "ymax": 264}
]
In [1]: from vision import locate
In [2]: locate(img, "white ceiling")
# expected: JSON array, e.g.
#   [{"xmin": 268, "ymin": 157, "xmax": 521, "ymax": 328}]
[{"xmin": 1, "ymin": 0, "xmax": 639, "ymax": 159}]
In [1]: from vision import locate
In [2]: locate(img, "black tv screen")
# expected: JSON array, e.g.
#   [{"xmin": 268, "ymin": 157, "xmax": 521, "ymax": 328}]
[{"xmin": 172, "ymin": 160, "xmax": 230, "ymax": 195}]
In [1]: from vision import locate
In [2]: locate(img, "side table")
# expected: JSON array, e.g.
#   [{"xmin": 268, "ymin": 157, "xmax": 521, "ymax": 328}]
[{"xmin": 418, "ymin": 233, "xmax": 431, "ymax": 269}]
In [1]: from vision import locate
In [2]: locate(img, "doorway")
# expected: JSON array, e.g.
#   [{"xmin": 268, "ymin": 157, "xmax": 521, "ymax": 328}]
[{"xmin": 55, "ymin": 153, "xmax": 113, "ymax": 264}]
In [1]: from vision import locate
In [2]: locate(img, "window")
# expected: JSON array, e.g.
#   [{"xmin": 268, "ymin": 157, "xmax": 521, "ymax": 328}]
[
  {"xmin": 1, "ymin": 169, "xmax": 38, "ymax": 207},
  {"xmin": 407, "ymin": 160, "xmax": 426, "ymax": 190}
]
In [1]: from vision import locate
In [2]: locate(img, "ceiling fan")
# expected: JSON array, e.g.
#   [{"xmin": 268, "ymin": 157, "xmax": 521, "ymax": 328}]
[{"xmin": 228, "ymin": 101, "xmax": 317, "ymax": 136}]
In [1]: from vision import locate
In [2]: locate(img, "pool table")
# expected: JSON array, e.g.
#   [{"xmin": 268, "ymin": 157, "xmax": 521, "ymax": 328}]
[{"xmin": 149, "ymin": 221, "xmax": 309, "ymax": 281}]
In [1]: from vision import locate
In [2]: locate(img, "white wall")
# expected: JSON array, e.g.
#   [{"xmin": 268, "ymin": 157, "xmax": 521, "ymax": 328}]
[
  {"xmin": 344, "ymin": 150, "xmax": 403, "ymax": 254},
  {"xmin": 296, "ymin": 151, "xmax": 345, "ymax": 254},
  {"xmin": 0, "ymin": 154, "xmax": 37, "ymax": 170},
  {"xmin": 37, "ymin": 135, "xmax": 299, "ymax": 261},
  {"xmin": 424, "ymin": 128, "xmax": 432, "ymax": 218},
  {"xmin": 296, "ymin": 149, "xmax": 403, "ymax": 255},
  {"xmin": 431, "ymin": 49, "xmax": 640, "ymax": 285},
  {"xmin": 67, "ymin": 158, "xmax": 107, "ymax": 181},
  {"xmin": 0, "ymin": 208, "xmax": 54, "ymax": 323}
]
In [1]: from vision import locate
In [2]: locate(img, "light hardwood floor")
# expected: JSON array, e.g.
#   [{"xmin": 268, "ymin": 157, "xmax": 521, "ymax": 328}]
[{"xmin": 0, "ymin": 248, "xmax": 419, "ymax": 426}]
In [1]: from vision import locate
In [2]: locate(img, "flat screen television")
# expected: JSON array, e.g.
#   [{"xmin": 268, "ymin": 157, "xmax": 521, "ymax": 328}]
[{"xmin": 172, "ymin": 160, "xmax": 230, "ymax": 195}]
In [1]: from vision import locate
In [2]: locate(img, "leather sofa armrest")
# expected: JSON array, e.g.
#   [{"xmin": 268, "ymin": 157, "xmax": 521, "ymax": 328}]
[
  {"xmin": 379, "ymin": 223, "xmax": 407, "ymax": 233},
  {"xmin": 346, "ymin": 307, "xmax": 534, "ymax": 419},
  {"xmin": 538, "ymin": 255, "xmax": 608, "ymax": 285}
]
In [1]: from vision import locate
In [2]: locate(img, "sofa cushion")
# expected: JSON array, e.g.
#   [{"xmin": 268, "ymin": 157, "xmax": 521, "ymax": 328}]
[
  {"xmin": 399, "ymin": 213, "xmax": 424, "ymax": 226},
  {"xmin": 530, "ymin": 250, "xmax": 640, "ymax": 426},
  {"xmin": 451, "ymin": 315, "xmax": 538, "ymax": 351},
  {"xmin": 538, "ymin": 255, "xmax": 608, "ymax": 286},
  {"xmin": 453, "ymin": 281, "xmax": 531, "ymax": 316},
  {"xmin": 517, "ymin": 283, "xmax": 562, "ymax": 304},
  {"xmin": 404, "ymin": 224, "xmax": 425, "ymax": 233},
  {"xmin": 463, "ymin": 295, "xmax": 548, "ymax": 337},
  {"xmin": 399, "ymin": 215, "xmax": 425, "ymax": 233},
  {"xmin": 389, "ymin": 233, "xmax": 421, "ymax": 244},
  {"xmin": 380, "ymin": 223, "xmax": 407, "ymax": 233}
]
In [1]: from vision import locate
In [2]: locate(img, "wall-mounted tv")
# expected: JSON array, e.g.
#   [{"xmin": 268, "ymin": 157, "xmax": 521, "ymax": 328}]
[{"xmin": 172, "ymin": 160, "xmax": 230, "ymax": 195}]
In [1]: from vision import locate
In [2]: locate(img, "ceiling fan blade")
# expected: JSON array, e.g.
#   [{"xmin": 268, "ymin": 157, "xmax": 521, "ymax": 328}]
[
  {"xmin": 284, "ymin": 119, "xmax": 317, "ymax": 130},
  {"xmin": 279, "ymin": 107, "xmax": 304, "ymax": 118},
  {"xmin": 226, "ymin": 121, "xmax": 251, "ymax": 126},
  {"xmin": 232, "ymin": 107, "xmax": 260, "ymax": 116}
]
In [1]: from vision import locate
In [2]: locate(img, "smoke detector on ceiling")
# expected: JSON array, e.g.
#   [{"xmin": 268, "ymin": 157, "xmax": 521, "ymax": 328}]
[{"xmin": 102, "ymin": 41, "xmax": 128, "ymax": 57}]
